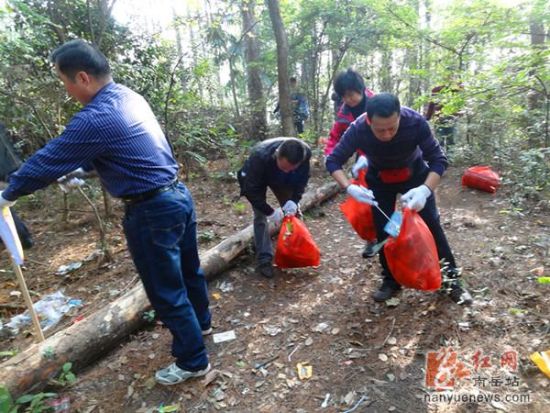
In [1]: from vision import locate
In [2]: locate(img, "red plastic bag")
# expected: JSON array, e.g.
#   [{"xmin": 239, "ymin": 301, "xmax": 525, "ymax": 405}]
[
  {"xmin": 339, "ymin": 169, "xmax": 377, "ymax": 242},
  {"xmin": 274, "ymin": 216, "xmax": 321, "ymax": 268},
  {"xmin": 462, "ymin": 166, "xmax": 501, "ymax": 194},
  {"xmin": 384, "ymin": 208, "xmax": 441, "ymax": 291}
]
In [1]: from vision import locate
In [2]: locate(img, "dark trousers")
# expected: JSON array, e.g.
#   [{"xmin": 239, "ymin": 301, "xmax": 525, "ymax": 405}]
[
  {"xmin": 294, "ymin": 120, "xmax": 304, "ymax": 134},
  {"xmin": 368, "ymin": 168, "xmax": 457, "ymax": 289},
  {"xmin": 123, "ymin": 183, "xmax": 210, "ymax": 371},
  {"xmin": 253, "ymin": 187, "xmax": 293, "ymax": 265}
]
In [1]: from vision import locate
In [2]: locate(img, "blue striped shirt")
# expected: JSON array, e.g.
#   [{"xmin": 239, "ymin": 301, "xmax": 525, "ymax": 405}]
[{"xmin": 3, "ymin": 82, "xmax": 178, "ymax": 201}]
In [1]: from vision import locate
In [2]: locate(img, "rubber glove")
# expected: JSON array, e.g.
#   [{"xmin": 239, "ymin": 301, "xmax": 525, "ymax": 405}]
[
  {"xmin": 282, "ymin": 200, "xmax": 298, "ymax": 216},
  {"xmin": 347, "ymin": 184, "xmax": 377, "ymax": 206},
  {"xmin": 268, "ymin": 208, "xmax": 284, "ymax": 225},
  {"xmin": 351, "ymin": 155, "xmax": 369, "ymax": 178},
  {"xmin": 401, "ymin": 185, "xmax": 431, "ymax": 211}
]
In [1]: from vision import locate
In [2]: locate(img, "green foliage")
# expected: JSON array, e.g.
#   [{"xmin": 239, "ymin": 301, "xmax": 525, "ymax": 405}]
[
  {"xmin": 50, "ymin": 362, "xmax": 77, "ymax": 387},
  {"xmin": 232, "ymin": 201, "xmax": 247, "ymax": 215},
  {"xmin": 142, "ymin": 310, "xmax": 156, "ymax": 323},
  {"xmin": 15, "ymin": 392, "xmax": 57, "ymax": 413}
]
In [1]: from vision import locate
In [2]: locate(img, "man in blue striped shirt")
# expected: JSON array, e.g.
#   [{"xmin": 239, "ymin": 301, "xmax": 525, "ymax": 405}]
[{"xmin": 0, "ymin": 40, "xmax": 211, "ymax": 385}]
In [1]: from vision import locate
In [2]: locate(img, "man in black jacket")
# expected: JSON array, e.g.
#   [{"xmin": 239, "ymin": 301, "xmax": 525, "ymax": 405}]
[{"xmin": 238, "ymin": 138, "xmax": 311, "ymax": 278}]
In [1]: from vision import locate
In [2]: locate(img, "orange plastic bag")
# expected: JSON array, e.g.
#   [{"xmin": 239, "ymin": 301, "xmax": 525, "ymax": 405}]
[
  {"xmin": 462, "ymin": 166, "xmax": 501, "ymax": 194},
  {"xmin": 384, "ymin": 208, "xmax": 441, "ymax": 291},
  {"xmin": 274, "ymin": 216, "xmax": 321, "ymax": 268},
  {"xmin": 339, "ymin": 170, "xmax": 377, "ymax": 242}
]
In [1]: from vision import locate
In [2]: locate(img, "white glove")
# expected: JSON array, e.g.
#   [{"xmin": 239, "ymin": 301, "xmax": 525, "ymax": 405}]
[
  {"xmin": 282, "ymin": 200, "xmax": 298, "ymax": 216},
  {"xmin": 346, "ymin": 184, "xmax": 377, "ymax": 206},
  {"xmin": 351, "ymin": 155, "xmax": 369, "ymax": 178},
  {"xmin": 267, "ymin": 208, "xmax": 284, "ymax": 225},
  {"xmin": 401, "ymin": 185, "xmax": 431, "ymax": 211},
  {"xmin": 0, "ymin": 191, "xmax": 16, "ymax": 208}
]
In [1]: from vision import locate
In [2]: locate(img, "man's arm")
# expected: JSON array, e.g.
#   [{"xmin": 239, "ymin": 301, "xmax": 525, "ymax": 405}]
[
  {"xmin": 2, "ymin": 114, "xmax": 104, "ymax": 201},
  {"xmin": 325, "ymin": 121, "xmax": 361, "ymax": 178},
  {"xmin": 417, "ymin": 119, "xmax": 448, "ymax": 179},
  {"xmin": 241, "ymin": 155, "xmax": 273, "ymax": 215}
]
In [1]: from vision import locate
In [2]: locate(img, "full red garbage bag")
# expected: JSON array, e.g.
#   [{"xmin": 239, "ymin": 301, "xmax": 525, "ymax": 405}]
[
  {"xmin": 462, "ymin": 166, "xmax": 501, "ymax": 194},
  {"xmin": 339, "ymin": 170, "xmax": 377, "ymax": 242},
  {"xmin": 274, "ymin": 216, "xmax": 321, "ymax": 268},
  {"xmin": 384, "ymin": 208, "xmax": 441, "ymax": 291}
]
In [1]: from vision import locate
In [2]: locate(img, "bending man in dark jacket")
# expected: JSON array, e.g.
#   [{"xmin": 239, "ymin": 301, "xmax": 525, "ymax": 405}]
[
  {"xmin": 326, "ymin": 93, "xmax": 472, "ymax": 305},
  {"xmin": 238, "ymin": 138, "xmax": 311, "ymax": 278}
]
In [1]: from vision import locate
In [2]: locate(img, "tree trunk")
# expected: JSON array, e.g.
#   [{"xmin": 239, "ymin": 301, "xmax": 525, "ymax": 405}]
[
  {"xmin": 241, "ymin": 0, "xmax": 267, "ymax": 140},
  {"xmin": 0, "ymin": 181, "xmax": 340, "ymax": 398},
  {"xmin": 265, "ymin": 0, "xmax": 293, "ymax": 136}
]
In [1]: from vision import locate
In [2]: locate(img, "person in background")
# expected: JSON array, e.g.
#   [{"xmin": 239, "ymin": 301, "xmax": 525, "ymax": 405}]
[
  {"xmin": 274, "ymin": 77, "xmax": 310, "ymax": 135},
  {"xmin": 326, "ymin": 93, "xmax": 473, "ymax": 305},
  {"xmin": 324, "ymin": 68, "xmax": 377, "ymax": 258},
  {"xmin": 238, "ymin": 138, "xmax": 311, "ymax": 279},
  {"xmin": 0, "ymin": 39, "xmax": 212, "ymax": 385},
  {"xmin": 424, "ymin": 82, "xmax": 464, "ymax": 150}
]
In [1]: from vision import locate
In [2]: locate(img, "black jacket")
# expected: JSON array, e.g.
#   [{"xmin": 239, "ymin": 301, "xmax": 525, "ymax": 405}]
[{"xmin": 238, "ymin": 138, "xmax": 311, "ymax": 215}]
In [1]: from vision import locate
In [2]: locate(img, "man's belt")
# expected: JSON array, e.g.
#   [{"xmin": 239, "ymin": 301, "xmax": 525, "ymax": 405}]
[{"xmin": 121, "ymin": 180, "xmax": 178, "ymax": 205}]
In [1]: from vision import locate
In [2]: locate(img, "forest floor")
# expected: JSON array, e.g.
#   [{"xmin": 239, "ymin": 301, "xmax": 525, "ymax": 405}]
[{"xmin": 0, "ymin": 156, "xmax": 549, "ymax": 413}]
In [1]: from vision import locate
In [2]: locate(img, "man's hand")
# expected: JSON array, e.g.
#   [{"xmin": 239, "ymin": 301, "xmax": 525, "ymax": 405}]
[
  {"xmin": 0, "ymin": 191, "xmax": 15, "ymax": 209},
  {"xmin": 401, "ymin": 185, "xmax": 431, "ymax": 211},
  {"xmin": 346, "ymin": 184, "xmax": 377, "ymax": 206},
  {"xmin": 282, "ymin": 200, "xmax": 298, "ymax": 216},
  {"xmin": 351, "ymin": 155, "xmax": 369, "ymax": 178},
  {"xmin": 268, "ymin": 208, "xmax": 284, "ymax": 225}
]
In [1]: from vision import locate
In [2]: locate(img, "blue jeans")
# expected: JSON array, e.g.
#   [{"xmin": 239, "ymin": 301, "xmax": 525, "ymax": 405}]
[{"xmin": 123, "ymin": 183, "xmax": 210, "ymax": 371}]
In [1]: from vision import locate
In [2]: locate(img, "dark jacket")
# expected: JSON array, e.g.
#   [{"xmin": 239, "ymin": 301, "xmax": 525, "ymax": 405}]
[{"xmin": 238, "ymin": 138, "xmax": 311, "ymax": 215}]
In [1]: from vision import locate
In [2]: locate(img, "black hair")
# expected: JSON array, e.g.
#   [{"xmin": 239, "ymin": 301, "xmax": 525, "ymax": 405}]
[
  {"xmin": 333, "ymin": 68, "xmax": 365, "ymax": 97},
  {"xmin": 277, "ymin": 139, "xmax": 306, "ymax": 165},
  {"xmin": 50, "ymin": 39, "xmax": 111, "ymax": 80},
  {"xmin": 365, "ymin": 93, "xmax": 400, "ymax": 119}
]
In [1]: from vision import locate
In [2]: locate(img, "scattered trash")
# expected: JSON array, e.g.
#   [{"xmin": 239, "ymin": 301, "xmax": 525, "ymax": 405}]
[
  {"xmin": 378, "ymin": 353, "xmax": 388, "ymax": 362},
  {"xmin": 56, "ymin": 261, "xmax": 83, "ymax": 276},
  {"xmin": 385, "ymin": 297, "xmax": 400, "ymax": 307},
  {"xmin": 156, "ymin": 404, "xmax": 180, "ymax": 413},
  {"xmin": 342, "ymin": 394, "xmax": 369, "ymax": 413},
  {"xmin": 213, "ymin": 330, "xmax": 236, "ymax": 343},
  {"xmin": 296, "ymin": 362, "xmax": 313, "ymax": 380},
  {"xmin": 263, "ymin": 325, "xmax": 282, "ymax": 336},
  {"xmin": 529, "ymin": 266, "xmax": 544, "ymax": 277},
  {"xmin": 321, "ymin": 393, "xmax": 331, "ymax": 408},
  {"xmin": 288, "ymin": 344, "xmax": 301, "ymax": 361},
  {"xmin": 47, "ymin": 396, "xmax": 71, "ymax": 412},
  {"xmin": 304, "ymin": 337, "xmax": 313, "ymax": 346},
  {"xmin": 530, "ymin": 349, "xmax": 550, "ymax": 378},
  {"xmin": 1, "ymin": 290, "xmax": 82, "ymax": 336},
  {"xmin": 508, "ymin": 308, "xmax": 528, "ymax": 316},
  {"xmin": 537, "ymin": 277, "xmax": 550, "ymax": 284},
  {"xmin": 312, "ymin": 322, "xmax": 330, "ymax": 333},
  {"xmin": 387, "ymin": 337, "xmax": 397, "ymax": 345},
  {"xmin": 384, "ymin": 210, "xmax": 402, "ymax": 237},
  {"xmin": 218, "ymin": 281, "xmax": 234, "ymax": 293},
  {"xmin": 458, "ymin": 322, "xmax": 470, "ymax": 331},
  {"xmin": 211, "ymin": 292, "xmax": 222, "ymax": 300}
]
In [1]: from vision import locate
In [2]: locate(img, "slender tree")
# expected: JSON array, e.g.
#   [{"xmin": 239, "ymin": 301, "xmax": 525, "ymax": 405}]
[
  {"xmin": 266, "ymin": 0, "xmax": 293, "ymax": 136},
  {"xmin": 241, "ymin": 0, "xmax": 267, "ymax": 140}
]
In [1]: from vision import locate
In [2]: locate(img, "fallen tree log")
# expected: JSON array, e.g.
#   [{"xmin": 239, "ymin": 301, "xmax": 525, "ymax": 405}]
[{"xmin": 0, "ymin": 181, "xmax": 340, "ymax": 397}]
